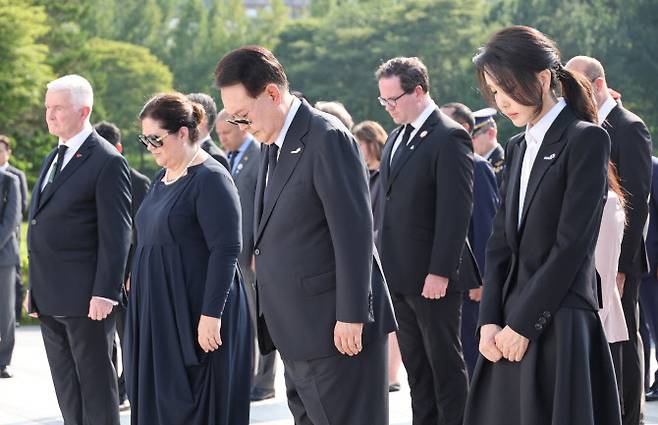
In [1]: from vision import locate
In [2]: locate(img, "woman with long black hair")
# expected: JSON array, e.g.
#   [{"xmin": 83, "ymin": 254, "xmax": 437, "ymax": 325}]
[{"xmin": 464, "ymin": 26, "xmax": 621, "ymax": 425}]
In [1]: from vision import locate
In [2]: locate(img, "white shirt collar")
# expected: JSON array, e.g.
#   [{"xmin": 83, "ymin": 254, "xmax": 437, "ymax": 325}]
[
  {"xmin": 525, "ymin": 98, "xmax": 566, "ymax": 146},
  {"xmin": 0, "ymin": 163, "xmax": 8, "ymax": 172},
  {"xmin": 273, "ymin": 96, "xmax": 302, "ymax": 151},
  {"xmin": 598, "ymin": 95, "xmax": 617, "ymax": 125},
  {"xmin": 59, "ymin": 121, "xmax": 93, "ymax": 152},
  {"xmin": 410, "ymin": 99, "xmax": 437, "ymax": 130}
]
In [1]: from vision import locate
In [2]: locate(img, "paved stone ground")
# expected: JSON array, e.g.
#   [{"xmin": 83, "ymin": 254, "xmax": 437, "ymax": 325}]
[{"xmin": 1, "ymin": 326, "xmax": 657, "ymax": 424}]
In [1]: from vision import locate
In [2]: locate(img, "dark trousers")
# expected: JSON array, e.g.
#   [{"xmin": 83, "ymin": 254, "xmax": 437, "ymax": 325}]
[
  {"xmin": 282, "ymin": 336, "xmax": 388, "ymax": 425},
  {"xmin": 14, "ymin": 264, "xmax": 23, "ymax": 320},
  {"xmin": 461, "ymin": 295, "xmax": 480, "ymax": 379},
  {"xmin": 112, "ymin": 306, "xmax": 127, "ymax": 401},
  {"xmin": 0, "ymin": 265, "xmax": 16, "ymax": 366},
  {"xmin": 393, "ymin": 291, "xmax": 468, "ymax": 425},
  {"xmin": 243, "ymin": 267, "xmax": 277, "ymax": 392},
  {"xmin": 640, "ymin": 276, "xmax": 658, "ymax": 390},
  {"xmin": 621, "ymin": 275, "xmax": 645, "ymax": 425},
  {"xmin": 40, "ymin": 314, "xmax": 120, "ymax": 425}
]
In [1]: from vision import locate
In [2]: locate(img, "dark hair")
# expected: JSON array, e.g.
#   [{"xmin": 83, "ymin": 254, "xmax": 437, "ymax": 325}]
[
  {"xmin": 215, "ymin": 46, "xmax": 288, "ymax": 98},
  {"xmin": 352, "ymin": 120, "xmax": 387, "ymax": 162},
  {"xmin": 473, "ymin": 26, "xmax": 597, "ymax": 123},
  {"xmin": 0, "ymin": 135, "xmax": 10, "ymax": 150},
  {"xmin": 94, "ymin": 121, "xmax": 121, "ymax": 145},
  {"xmin": 375, "ymin": 57, "xmax": 430, "ymax": 94},
  {"xmin": 608, "ymin": 161, "xmax": 627, "ymax": 210},
  {"xmin": 139, "ymin": 92, "xmax": 205, "ymax": 143},
  {"xmin": 441, "ymin": 102, "xmax": 474, "ymax": 132},
  {"xmin": 186, "ymin": 93, "xmax": 217, "ymax": 127}
]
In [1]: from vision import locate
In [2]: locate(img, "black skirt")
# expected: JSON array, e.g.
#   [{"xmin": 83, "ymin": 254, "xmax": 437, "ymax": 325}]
[{"xmin": 464, "ymin": 304, "xmax": 621, "ymax": 425}]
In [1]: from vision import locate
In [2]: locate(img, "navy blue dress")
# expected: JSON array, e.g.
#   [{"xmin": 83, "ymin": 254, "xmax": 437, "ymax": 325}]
[{"xmin": 124, "ymin": 159, "xmax": 251, "ymax": 425}]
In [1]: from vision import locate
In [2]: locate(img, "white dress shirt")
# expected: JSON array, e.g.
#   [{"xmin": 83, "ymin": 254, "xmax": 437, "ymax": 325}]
[
  {"xmin": 518, "ymin": 99, "xmax": 566, "ymax": 227},
  {"xmin": 597, "ymin": 95, "xmax": 617, "ymax": 125},
  {"xmin": 267, "ymin": 96, "xmax": 302, "ymax": 185},
  {"xmin": 40, "ymin": 122, "xmax": 93, "ymax": 192},
  {"xmin": 389, "ymin": 100, "xmax": 437, "ymax": 165}
]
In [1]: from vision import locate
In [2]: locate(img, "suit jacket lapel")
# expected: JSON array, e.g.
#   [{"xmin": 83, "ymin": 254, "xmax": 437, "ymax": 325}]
[
  {"xmin": 505, "ymin": 137, "xmax": 525, "ymax": 249},
  {"xmin": 385, "ymin": 110, "xmax": 440, "ymax": 194},
  {"xmin": 254, "ymin": 144, "xmax": 269, "ymax": 235},
  {"xmin": 518, "ymin": 107, "xmax": 575, "ymax": 230},
  {"xmin": 255, "ymin": 102, "xmax": 311, "ymax": 244},
  {"xmin": 234, "ymin": 141, "xmax": 257, "ymax": 178},
  {"xmin": 30, "ymin": 148, "xmax": 57, "ymax": 217},
  {"xmin": 37, "ymin": 134, "xmax": 97, "ymax": 212},
  {"xmin": 380, "ymin": 127, "xmax": 400, "ymax": 183}
]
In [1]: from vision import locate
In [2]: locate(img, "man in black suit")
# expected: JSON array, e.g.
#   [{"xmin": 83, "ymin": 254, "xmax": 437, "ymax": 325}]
[
  {"xmin": 186, "ymin": 92, "xmax": 230, "ymax": 171},
  {"xmin": 640, "ymin": 156, "xmax": 658, "ymax": 401},
  {"xmin": 472, "ymin": 108, "xmax": 505, "ymax": 187},
  {"xmin": 377, "ymin": 57, "xmax": 476, "ymax": 425},
  {"xmin": 567, "ymin": 56, "xmax": 653, "ymax": 425},
  {"xmin": 27, "ymin": 75, "xmax": 131, "ymax": 425},
  {"xmin": 0, "ymin": 136, "xmax": 28, "ymax": 322},
  {"xmin": 93, "ymin": 120, "xmax": 150, "ymax": 410},
  {"xmin": 216, "ymin": 110, "xmax": 276, "ymax": 402},
  {"xmin": 215, "ymin": 46, "xmax": 397, "ymax": 425}
]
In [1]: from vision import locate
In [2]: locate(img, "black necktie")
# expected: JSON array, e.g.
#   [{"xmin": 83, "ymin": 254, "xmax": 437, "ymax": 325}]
[
  {"xmin": 262, "ymin": 144, "xmax": 279, "ymax": 209},
  {"xmin": 48, "ymin": 145, "xmax": 69, "ymax": 185},
  {"xmin": 391, "ymin": 124, "xmax": 414, "ymax": 168},
  {"xmin": 228, "ymin": 151, "xmax": 238, "ymax": 172},
  {"xmin": 267, "ymin": 144, "xmax": 279, "ymax": 184}
]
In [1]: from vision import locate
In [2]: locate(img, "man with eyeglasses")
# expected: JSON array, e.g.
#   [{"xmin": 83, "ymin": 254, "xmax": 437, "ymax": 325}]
[
  {"xmin": 215, "ymin": 46, "xmax": 397, "ymax": 425},
  {"xmin": 376, "ymin": 57, "xmax": 477, "ymax": 425}
]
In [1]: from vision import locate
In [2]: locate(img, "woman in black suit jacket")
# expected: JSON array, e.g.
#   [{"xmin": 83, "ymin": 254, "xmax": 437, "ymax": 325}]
[{"xmin": 464, "ymin": 26, "xmax": 621, "ymax": 425}]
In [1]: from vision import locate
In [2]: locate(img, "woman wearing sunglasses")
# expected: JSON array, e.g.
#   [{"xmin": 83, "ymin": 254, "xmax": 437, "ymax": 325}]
[{"xmin": 124, "ymin": 92, "xmax": 251, "ymax": 425}]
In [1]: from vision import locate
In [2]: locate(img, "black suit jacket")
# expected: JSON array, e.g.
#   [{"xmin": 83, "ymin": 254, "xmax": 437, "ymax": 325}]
[
  {"xmin": 253, "ymin": 101, "xmax": 397, "ymax": 361},
  {"xmin": 232, "ymin": 139, "xmax": 261, "ymax": 276},
  {"xmin": 479, "ymin": 107, "xmax": 609, "ymax": 340},
  {"xmin": 125, "ymin": 167, "xmax": 151, "ymax": 282},
  {"xmin": 603, "ymin": 105, "xmax": 652, "ymax": 277},
  {"xmin": 5, "ymin": 163, "xmax": 28, "ymax": 217},
  {"xmin": 27, "ymin": 131, "xmax": 132, "ymax": 316},
  {"xmin": 378, "ymin": 108, "xmax": 478, "ymax": 294},
  {"xmin": 200, "ymin": 137, "xmax": 231, "ymax": 172},
  {"xmin": 645, "ymin": 157, "xmax": 658, "ymax": 276}
]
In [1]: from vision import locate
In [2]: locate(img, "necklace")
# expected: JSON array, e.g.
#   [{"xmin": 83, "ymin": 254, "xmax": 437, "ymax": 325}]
[{"xmin": 163, "ymin": 147, "xmax": 201, "ymax": 185}]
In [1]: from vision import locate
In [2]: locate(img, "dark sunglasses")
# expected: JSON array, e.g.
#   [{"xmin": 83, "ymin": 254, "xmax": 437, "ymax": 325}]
[
  {"xmin": 138, "ymin": 131, "xmax": 173, "ymax": 148},
  {"xmin": 226, "ymin": 116, "xmax": 252, "ymax": 127}
]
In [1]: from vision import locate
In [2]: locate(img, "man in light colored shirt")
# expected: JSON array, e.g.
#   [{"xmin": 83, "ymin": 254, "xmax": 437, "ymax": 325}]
[
  {"xmin": 215, "ymin": 46, "xmax": 396, "ymax": 424},
  {"xmin": 377, "ymin": 57, "xmax": 476, "ymax": 425},
  {"xmin": 27, "ymin": 74, "xmax": 131, "ymax": 425}
]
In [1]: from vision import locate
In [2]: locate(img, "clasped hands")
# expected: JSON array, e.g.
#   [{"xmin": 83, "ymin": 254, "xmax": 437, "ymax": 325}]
[{"xmin": 479, "ymin": 324, "xmax": 529, "ymax": 363}]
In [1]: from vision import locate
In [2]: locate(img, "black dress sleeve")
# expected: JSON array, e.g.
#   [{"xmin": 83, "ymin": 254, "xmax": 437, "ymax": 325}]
[{"xmin": 195, "ymin": 167, "xmax": 243, "ymax": 318}]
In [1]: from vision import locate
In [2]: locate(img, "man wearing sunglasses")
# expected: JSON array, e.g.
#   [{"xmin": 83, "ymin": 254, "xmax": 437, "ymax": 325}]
[
  {"xmin": 26, "ymin": 74, "xmax": 132, "ymax": 425},
  {"xmin": 215, "ymin": 46, "xmax": 397, "ymax": 425},
  {"xmin": 376, "ymin": 57, "xmax": 476, "ymax": 425}
]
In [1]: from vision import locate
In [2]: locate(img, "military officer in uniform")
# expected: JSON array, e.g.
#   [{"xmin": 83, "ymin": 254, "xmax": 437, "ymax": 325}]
[{"xmin": 472, "ymin": 108, "xmax": 504, "ymax": 187}]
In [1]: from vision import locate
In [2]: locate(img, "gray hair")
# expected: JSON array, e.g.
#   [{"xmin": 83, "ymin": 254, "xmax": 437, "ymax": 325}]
[
  {"xmin": 47, "ymin": 74, "xmax": 94, "ymax": 110},
  {"xmin": 314, "ymin": 101, "xmax": 354, "ymax": 130}
]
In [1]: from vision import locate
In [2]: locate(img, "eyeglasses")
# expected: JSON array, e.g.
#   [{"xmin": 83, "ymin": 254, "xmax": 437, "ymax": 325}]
[
  {"xmin": 138, "ymin": 131, "xmax": 173, "ymax": 148},
  {"xmin": 226, "ymin": 116, "xmax": 252, "ymax": 127},
  {"xmin": 377, "ymin": 91, "xmax": 410, "ymax": 108}
]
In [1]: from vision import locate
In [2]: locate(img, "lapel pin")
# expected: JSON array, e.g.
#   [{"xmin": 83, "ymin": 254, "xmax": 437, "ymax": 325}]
[
  {"xmin": 420, "ymin": 130, "xmax": 428, "ymax": 138},
  {"xmin": 290, "ymin": 147, "xmax": 302, "ymax": 154},
  {"xmin": 543, "ymin": 153, "xmax": 556, "ymax": 160},
  {"xmin": 237, "ymin": 163, "xmax": 244, "ymax": 171},
  {"xmin": 410, "ymin": 146, "xmax": 416, "ymax": 150},
  {"xmin": 75, "ymin": 153, "xmax": 82, "ymax": 158}
]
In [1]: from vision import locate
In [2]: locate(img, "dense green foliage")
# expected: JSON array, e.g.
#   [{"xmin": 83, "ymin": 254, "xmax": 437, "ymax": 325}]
[{"xmin": 0, "ymin": 0, "xmax": 656, "ymax": 184}]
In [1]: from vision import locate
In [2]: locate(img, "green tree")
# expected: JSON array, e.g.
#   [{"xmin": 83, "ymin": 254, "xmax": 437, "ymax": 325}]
[{"xmin": 75, "ymin": 38, "xmax": 174, "ymax": 168}]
